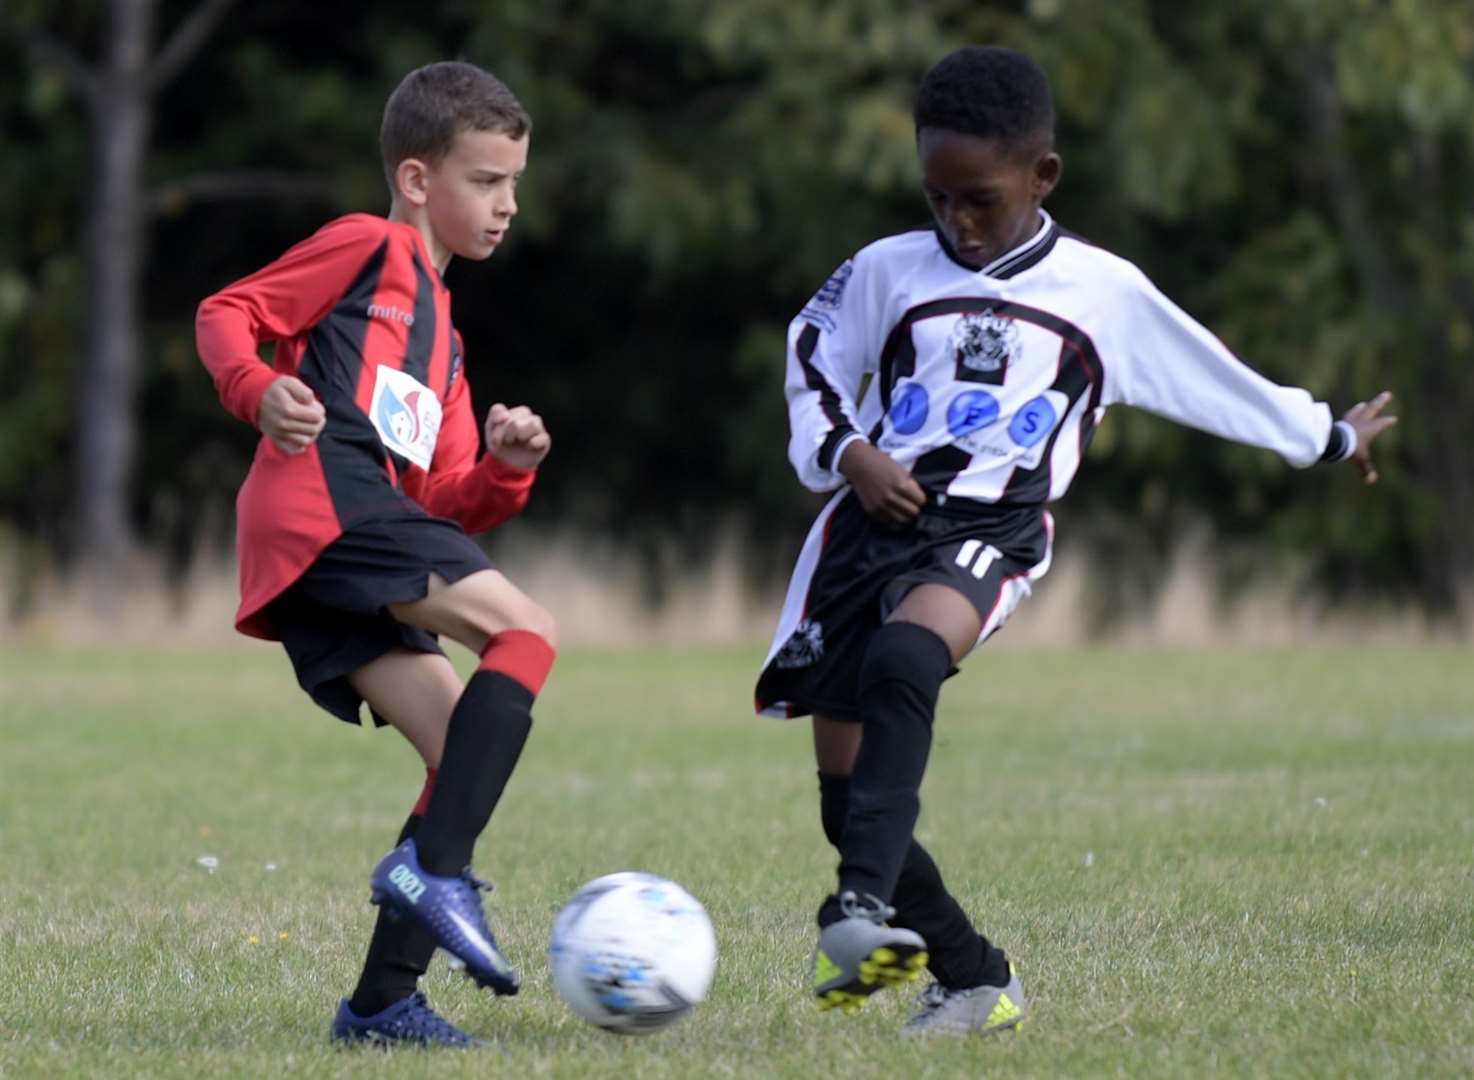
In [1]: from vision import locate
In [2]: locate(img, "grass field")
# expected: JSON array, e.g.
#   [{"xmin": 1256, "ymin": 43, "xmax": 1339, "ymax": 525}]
[{"xmin": 2, "ymin": 642, "xmax": 1472, "ymax": 1078}]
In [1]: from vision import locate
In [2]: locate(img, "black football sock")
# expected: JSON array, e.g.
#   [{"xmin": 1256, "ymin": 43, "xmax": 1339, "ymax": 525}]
[
  {"xmin": 824, "ymin": 622, "xmax": 950, "ymax": 922},
  {"xmin": 350, "ymin": 775, "xmax": 439, "ymax": 1016},
  {"xmin": 818, "ymin": 770, "xmax": 1008, "ymax": 989},
  {"xmin": 414, "ymin": 630, "xmax": 554, "ymax": 877}
]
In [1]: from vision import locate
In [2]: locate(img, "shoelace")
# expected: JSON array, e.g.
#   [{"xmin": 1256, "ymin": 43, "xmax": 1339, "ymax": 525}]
[
  {"xmin": 459, "ymin": 869, "xmax": 494, "ymax": 895},
  {"xmin": 915, "ymin": 983, "xmax": 952, "ymax": 1009},
  {"xmin": 450, "ymin": 871, "xmax": 503, "ymax": 947},
  {"xmin": 839, "ymin": 889, "xmax": 897, "ymax": 923},
  {"xmin": 398, "ymin": 992, "xmax": 469, "ymax": 1042}
]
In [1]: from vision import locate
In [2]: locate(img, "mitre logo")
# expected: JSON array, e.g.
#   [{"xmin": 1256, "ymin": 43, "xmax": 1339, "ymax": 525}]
[{"xmin": 367, "ymin": 303, "xmax": 415, "ymax": 327}]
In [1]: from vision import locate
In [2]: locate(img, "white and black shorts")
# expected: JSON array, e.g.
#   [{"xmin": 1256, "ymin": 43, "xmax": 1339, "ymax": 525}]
[{"xmin": 754, "ymin": 490, "xmax": 1053, "ymax": 721}]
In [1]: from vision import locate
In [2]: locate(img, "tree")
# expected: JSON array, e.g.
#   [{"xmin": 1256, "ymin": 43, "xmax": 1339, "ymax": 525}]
[{"xmin": 20, "ymin": 0, "xmax": 237, "ymax": 603}]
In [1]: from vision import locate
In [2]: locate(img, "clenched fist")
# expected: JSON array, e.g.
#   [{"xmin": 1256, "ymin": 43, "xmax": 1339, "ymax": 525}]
[
  {"xmin": 486, "ymin": 403, "xmax": 551, "ymax": 471},
  {"xmin": 258, "ymin": 375, "xmax": 325, "ymax": 454}
]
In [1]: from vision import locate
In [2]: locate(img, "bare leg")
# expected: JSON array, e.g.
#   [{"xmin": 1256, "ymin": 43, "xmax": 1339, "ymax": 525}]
[
  {"xmin": 349, "ymin": 647, "xmax": 463, "ymax": 768},
  {"xmin": 388, "ymin": 569, "xmax": 557, "ymax": 656}
]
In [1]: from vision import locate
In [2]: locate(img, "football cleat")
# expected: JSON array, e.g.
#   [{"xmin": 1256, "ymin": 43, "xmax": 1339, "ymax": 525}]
[
  {"xmin": 369, "ymin": 838, "xmax": 520, "ymax": 995},
  {"xmin": 813, "ymin": 890, "xmax": 928, "ymax": 1015},
  {"xmin": 902, "ymin": 963, "xmax": 1027, "ymax": 1036},
  {"xmin": 329, "ymin": 991, "xmax": 480, "ymax": 1048}
]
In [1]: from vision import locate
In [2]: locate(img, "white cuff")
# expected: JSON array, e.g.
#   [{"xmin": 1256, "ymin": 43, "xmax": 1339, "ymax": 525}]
[{"xmin": 829, "ymin": 431, "xmax": 867, "ymax": 477}]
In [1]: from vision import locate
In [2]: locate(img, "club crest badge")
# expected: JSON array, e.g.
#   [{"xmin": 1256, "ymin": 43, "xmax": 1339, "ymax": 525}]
[
  {"xmin": 774, "ymin": 618, "xmax": 825, "ymax": 669},
  {"xmin": 951, "ymin": 308, "xmax": 1018, "ymax": 384}
]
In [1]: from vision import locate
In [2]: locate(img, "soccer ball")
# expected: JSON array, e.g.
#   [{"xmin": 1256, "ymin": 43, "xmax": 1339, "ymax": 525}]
[{"xmin": 549, "ymin": 872, "xmax": 717, "ymax": 1034}]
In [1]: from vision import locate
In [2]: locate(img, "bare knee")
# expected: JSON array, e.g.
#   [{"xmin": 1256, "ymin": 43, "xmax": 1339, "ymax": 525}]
[
  {"xmin": 513, "ymin": 601, "xmax": 558, "ymax": 651},
  {"xmin": 390, "ymin": 571, "xmax": 557, "ymax": 653}
]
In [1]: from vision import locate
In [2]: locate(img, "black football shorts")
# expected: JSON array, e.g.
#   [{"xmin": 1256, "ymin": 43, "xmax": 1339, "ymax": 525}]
[
  {"xmin": 755, "ymin": 490, "xmax": 1053, "ymax": 721},
  {"xmin": 267, "ymin": 509, "xmax": 494, "ymax": 725}
]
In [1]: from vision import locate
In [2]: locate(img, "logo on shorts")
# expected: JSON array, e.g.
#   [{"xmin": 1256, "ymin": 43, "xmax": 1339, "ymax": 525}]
[
  {"xmin": 889, "ymin": 382, "xmax": 930, "ymax": 436},
  {"xmin": 774, "ymin": 619, "xmax": 825, "ymax": 669},
  {"xmin": 951, "ymin": 308, "xmax": 1018, "ymax": 384},
  {"xmin": 947, "ymin": 390, "xmax": 1000, "ymax": 437}
]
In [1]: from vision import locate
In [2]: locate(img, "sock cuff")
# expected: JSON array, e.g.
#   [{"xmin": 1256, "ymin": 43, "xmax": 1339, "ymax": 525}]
[
  {"xmin": 411, "ymin": 767, "xmax": 438, "ymax": 817},
  {"xmin": 862, "ymin": 621, "xmax": 953, "ymax": 687},
  {"xmin": 817, "ymin": 770, "xmax": 851, "ymax": 794},
  {"xmin": 478, "ymin": 629, "xmax": 556, "ymax": 696}
]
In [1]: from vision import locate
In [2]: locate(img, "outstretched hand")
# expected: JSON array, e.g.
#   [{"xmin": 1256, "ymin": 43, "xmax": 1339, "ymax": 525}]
[
  {"xmin": 1342, "ymin": 390, "xmax": 1397, "ymax": 485},
  {"xmin": 486, "ymin": 402, "xmax": 551, "ymax": 471},
  {"xmin": 839, "ymin": 440, "xmax": 926, "ymax": 526},
  {"xmin": 258, "ymin": 375, "xmax": 325, "ymax": 455}
]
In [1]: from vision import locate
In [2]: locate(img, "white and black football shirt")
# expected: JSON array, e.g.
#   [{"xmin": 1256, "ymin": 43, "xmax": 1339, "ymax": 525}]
[{"xmin": 785, "ymin": 210, "xmax": 1349, "ymax": 507}]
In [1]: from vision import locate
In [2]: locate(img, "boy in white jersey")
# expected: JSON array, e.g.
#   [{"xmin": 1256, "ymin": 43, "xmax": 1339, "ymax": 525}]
[{"xmin": 754, "ymin": 45, "xmax": 1397, "ymax": 1035}]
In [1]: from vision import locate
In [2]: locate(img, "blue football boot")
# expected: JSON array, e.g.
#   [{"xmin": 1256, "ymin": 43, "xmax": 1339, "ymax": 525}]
[
  {"xmin": 329, "ymin": 992, "xmax": 480, "ymax": 1048},
  {"xmin": 369, "ymin": 838, "xmax": 521, "ymax": 995}
]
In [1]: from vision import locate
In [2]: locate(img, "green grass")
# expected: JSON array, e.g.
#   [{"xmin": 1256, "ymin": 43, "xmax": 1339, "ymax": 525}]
[{"xmin": 2, "ymin": 642, "xmax": 1472, "ymax": 1078}]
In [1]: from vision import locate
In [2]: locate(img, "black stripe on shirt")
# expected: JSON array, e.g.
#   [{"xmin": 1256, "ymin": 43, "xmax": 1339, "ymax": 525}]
[
  {"xmin": 402, "ymin": 250, "xmax": 438, "ymax": 387},
  {"xmin": 300, "ymin": 238, "xmax": 412, "ymax": 524},
  {"xmin": 796, "ymin": 322, "xmax": 856, "ymax": 469}
]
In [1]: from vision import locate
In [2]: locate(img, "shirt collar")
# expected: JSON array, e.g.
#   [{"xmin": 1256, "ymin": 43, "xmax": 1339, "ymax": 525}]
[{"xmin": 934, "ymin": 209, "xmax": 1059, "ymax": 280}]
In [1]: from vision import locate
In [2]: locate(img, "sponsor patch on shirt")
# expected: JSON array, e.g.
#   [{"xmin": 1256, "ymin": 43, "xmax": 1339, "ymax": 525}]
[
  {"xmin": 950, "ymin": 388, "xmax": 1068, "ymax": 471},
  {"xmin": 369, "ymin": 365, "xmax": 442, "ymax": 470},
  {"xmin": 800, "ymin": 259, "xmax": 854, "ymax": 333},
  {"xmin": 947, "ymin": 390, "xmax": 1001, "ymax": 437},
  {"xmin": 889, "ymin": 382, "xmax": 931, "ymax": 435}
]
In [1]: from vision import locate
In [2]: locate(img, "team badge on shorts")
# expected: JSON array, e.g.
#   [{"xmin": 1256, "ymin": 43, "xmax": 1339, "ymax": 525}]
[
  {"xmin": 951, "ymin": 308, "xmax": 1019, "ymax": 385},
  {"xmin": 774, "ymin": 619, "xmax": 825, "ymax": 669}
]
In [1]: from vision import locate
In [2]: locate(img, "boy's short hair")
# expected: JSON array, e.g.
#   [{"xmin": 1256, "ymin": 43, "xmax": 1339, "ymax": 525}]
[
  {"xmin": 914, "ymin": 46, "xmax": 1054, "ymax": 156},
  {"xmin": 380, "ymin": 61, "xmax": 531, "ymax": 188}
]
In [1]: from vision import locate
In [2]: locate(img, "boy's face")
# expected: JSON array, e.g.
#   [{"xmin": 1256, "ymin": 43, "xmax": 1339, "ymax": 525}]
[
  {"xmin": 918, "ymin": 128, "xmax": 1060, "ymax": 271},
  {"xmin": 421, "ymin": 128, "xmax": 529, "ymax": 262}
]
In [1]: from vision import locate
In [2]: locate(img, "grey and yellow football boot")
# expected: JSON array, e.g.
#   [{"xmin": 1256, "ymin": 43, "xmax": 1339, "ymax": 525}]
[
  {"xmin": 902, "ymin": 962, "xmax": 1026, "ymax": 1036},
  {"xmin": 813, "ymin": 891, "xmax": 929, "ymax": 1014}
]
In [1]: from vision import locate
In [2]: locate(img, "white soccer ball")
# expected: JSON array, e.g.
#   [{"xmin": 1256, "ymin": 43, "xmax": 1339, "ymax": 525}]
[{"xmin": 549, "ymin": 872, "xmax": 717, "ymax": 1034}]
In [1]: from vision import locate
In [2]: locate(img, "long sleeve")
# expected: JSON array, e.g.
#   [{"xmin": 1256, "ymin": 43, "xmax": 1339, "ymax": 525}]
[
  {"xmin": 399, "ymin": 363, "xmax": 535, "ymax": 534},
  {"xmin": 785, "ymin": 255, "xmax": 879, "ymax": 492},
  {"xmin": 1103, "ymin": 267, "xmax": 1334, "ymax": 468},
  {"xmin": 195, "ymin": 215, "xmax": 387, "ymax": 425}
]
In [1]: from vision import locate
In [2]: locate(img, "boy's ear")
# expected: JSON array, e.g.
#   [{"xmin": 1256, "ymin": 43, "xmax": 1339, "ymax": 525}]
[
  {"xmin": 1032, "ymin": 152, "xmax": 1062, "ymax": 199},
  {"xmin": 394, "ymin": 158, "xmax": 431, "ymax": 206}
]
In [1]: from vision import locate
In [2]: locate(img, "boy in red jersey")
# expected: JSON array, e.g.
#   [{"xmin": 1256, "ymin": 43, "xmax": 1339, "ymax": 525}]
[{"xmin": 197, "ymin": 62, "xmax": 554, "ymax": 1047}]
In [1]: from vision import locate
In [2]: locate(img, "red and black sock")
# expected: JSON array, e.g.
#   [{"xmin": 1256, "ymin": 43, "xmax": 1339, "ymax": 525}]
[{"xmin": 414, "ymin": 630, "xmax": 556, "ymax": 878}]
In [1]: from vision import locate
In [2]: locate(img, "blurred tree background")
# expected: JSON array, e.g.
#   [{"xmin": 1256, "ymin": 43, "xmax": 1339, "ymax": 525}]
[{"xmin": 2, "ymin": 0, "xmax": 1471, "ymax": 629}]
